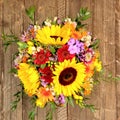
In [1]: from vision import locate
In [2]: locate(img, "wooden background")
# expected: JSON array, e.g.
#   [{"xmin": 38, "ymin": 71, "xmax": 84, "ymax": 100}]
[{"xmin": 0, "ymin": 0, "xmax": 120, "ymax": 120}]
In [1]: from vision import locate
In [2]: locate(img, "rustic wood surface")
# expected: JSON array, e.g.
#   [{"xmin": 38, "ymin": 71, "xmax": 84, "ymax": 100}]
[{"xmin": 0, "ymin": 0, "xmax": 120, "ymax": 120}]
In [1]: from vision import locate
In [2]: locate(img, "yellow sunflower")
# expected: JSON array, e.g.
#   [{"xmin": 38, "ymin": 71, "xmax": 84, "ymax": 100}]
[
  {"xmin": 18, "ymin": 63, "xmax": 40, "ymax": 96},
  {"xmin": 36, "ymin": 24, "xmax": 71, "ymax": 45},
  {"xmin": 53, "ymin": 58, "xmax": 86, "ymax": 96}
]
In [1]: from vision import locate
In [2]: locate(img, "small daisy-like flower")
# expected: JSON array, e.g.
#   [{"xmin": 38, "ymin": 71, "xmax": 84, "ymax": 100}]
[
  {"xmin": 57, "ymin": 45, "xmax": 75, "ymax": 62},
  {"xmin": 81, "ymin": 35, "xmax": 92, "ymax": 47},
  {"xmin": 39, "ymin": 67, "xmax": 53, "ymax": 83},
  {"xmin": 36, "ymin": 87, "xmax": 54, "ymax": 108},
  {"xmin": 78, "ymin": 48, "xmax": 94, "ymax": 63},
  {"xmin": 33, "ymin": 50, "xmax": 51, "ymax": 65}
]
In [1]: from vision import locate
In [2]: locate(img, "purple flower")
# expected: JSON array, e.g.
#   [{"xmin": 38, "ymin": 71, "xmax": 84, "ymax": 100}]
[
  {"xmin": 78, "ymin": 48, "xmax": 94, "ymax": 63},
  {"xmin": 21, "ymin": 31, "xmax": 29, "ymax": 42},
  {"xmin": 68, "ymin": 38, "xmax": 84, "ymax": 54},
  {"xmin": 27, "ymin": 24, "xmax": 34, "ymax": 31},
  {"xmin": 55, "ymin": 94, "xmax": 65, "ymax": 105}
]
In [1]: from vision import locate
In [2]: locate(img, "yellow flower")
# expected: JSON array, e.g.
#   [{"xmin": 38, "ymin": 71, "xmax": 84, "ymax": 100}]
[
  {"xmin": 94, "ymin": 59, "xmax": 102, "ymax": 72},
  {"xmin": 36, "ymin": 25, "xmax": 71, "ymax": 45},
  {"xmin": 53, "ymin": 58, "xmax": 86, "ymax": 96},
  {"xmin": 27, "ymin": 41, "xmax": 36, "ymax": 54},
  {"xmin": 73, "ymin": 94, "xmax": 83, "ymax": 100},
  {"xmin": 36, "ymin": 87, "xmax": 54, "ymax": 108},
  {"xmin": 18, "ymin": 63, "xmax": 40, "ymax": 96}
]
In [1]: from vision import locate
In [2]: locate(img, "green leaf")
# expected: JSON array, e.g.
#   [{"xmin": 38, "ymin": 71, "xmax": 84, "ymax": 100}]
[
  {"xmin": 79, "ymin": 8, "xmax": 91, "ymax": 21},
  {"xmin": 9, "ymin": 68, "xmax": 18, "ymax": 74},
  {"xmin": 11, "ymin": 90, "xmax": 23, "ymax": 111},
  {"xmin": 40, "ymin": 64, "xmax": 46, "ymax": 69},
  {"xmin": 17, "ymin": 41, "xmax": 28, "ymax": 49},
  {"xmin": 46, "ymin": 102, "xmax": 57, "ymax": 120},
  {"xmin": 25, "ymin": 6, "xmax": 35, "ymax": 22},
  {"xmin": 2, "ymin": 33, "xmax": 19, "ymax": 51},
  {"xmin": 75, "ymin": 8, "xmax": 91, "ymax": 29},
  {"xmin": 84, "ymin": 104, "xmax": 96, "ymax": 112},
  {"xmin": 90, "ymin": 39, "xmax": 100, "ymax": 49},
  {"xmin": 28, "ymin": 109, "xmax": 36, "ymax": 120},
  {"xmin": 67, "ymin": 96, "xmax": 74, "ymax": 107},
  {"xmin": 49, "ymin": 46, "xmax": 56, "ymax": 54}
]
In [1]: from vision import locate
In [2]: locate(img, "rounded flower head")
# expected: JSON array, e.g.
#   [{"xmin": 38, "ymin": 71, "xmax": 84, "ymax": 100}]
[
  {"xmin": 68, "ymin": 38, "xmax": 84, "ymax": 54},
  {"xmin": 33, "ymin": 50, "xmax": 51, "ymax": 65},
  {"xmin": 18, "ymin": 63, "xmax": 40, "ymax": 96},
  {"xmin": 36, "ymin": 87, "xmax": 54, "ymax": 108},
  {"xmin": 36, "ymin": 25, "xmax": 71, "ymax": 45},
  {"xmin": 57, "ymin": 45, "xmax": 75, "ymax": 62},
  {"xmin": 53, "ymin": 58, "xmax": 86, "ymax": 96},
  {"xmin": 39, "ymin": 67, "xmax": 53, "ymax": 83}
]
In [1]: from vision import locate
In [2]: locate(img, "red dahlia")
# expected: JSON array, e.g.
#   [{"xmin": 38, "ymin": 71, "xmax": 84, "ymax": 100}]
[
  {"xmin": 57, "ymin": 45, "xmax": 75, "ymax": 62},
  {"xmin": 39, "ymin": 67, "xmax": 53, "ymax": 83},
  {"xmin": 33, "ymin": 50, "xmax": 51, "ymax": 65}
]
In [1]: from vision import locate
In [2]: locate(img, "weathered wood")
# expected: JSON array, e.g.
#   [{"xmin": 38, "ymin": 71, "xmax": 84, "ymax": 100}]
[
  {"xmin": 10, "ymin": 0, "xmax": 23, "ymax": 120},
  {"xmin": 0, "ymin": 0, "xmax": 3, "ymax": 120},
  {"xmin": 0, "ymin": 0, "xmax": 120, "ymax": 120},
  {"xmin": 97, "ymin": 0, "xmax": 116, "ymax": 120},
  {"xmin": 115, "ymin": 0, "xmax": 120, "ymax": 120}
]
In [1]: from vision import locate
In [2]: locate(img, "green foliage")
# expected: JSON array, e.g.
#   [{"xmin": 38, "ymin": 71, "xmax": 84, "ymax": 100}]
[
  {"xmin": 28, "ymin": 108, "xmax": 36, "ymax": 120},
  {"xmin": 2, "ymin": 33, "xmax": 19, "ymax": 51},
  {"xmin": 9, "ymin": 68, "xmax": 18, "ymax": 74},
  {"xmin": 75, "ymin": 8, "xmax": 91, "ymax": 29},
  {"xmin": 17, "ymin": 41, "xmax": 28, "ymax": 50},
  {"xmin": 78, "ymin": 8, "xmax": 91, "ymax": 21},
  {"xmin": 66, "ymin": 96, "xmax": 74, "ymax": 107},
  {"xmin": 11, "ymin": 90, "xmax": 23, "ymax": 111},
  {"xmin": 90, "ymin": 39, "xmax": 100, "ymax": 49},
  {"xmin": 25, "ymin": 6, "xmax": 35, "ymax": 23},
  {"xmin": 49, "ymin": 46, "xmax": 56, "ymax": 54},
  {"xmin": 46, "ymin": 102, "xmax": 57, "ymax": 120}
]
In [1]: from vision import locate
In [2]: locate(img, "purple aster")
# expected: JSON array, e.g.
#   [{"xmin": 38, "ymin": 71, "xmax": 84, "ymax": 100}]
[
  {"xmin": 68, "ymin": 38, "xmax": 84, "ymax": 54},
  {"xmin": 55, "ymin": 94, "xmax": 65, "ymax": 105}
]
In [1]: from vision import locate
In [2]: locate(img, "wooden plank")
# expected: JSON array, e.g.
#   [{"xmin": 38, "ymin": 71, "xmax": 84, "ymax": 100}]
[
  {"xmin": 67, "ymin": 1, "xmax": 96, "ymax": 120},
  {"xmin": 22, "ymin": 1, "xmax": 35, "ymax": 120},
  {"xmin": 0, "ymin": 0, "xmax": 3, "ymax": 120},
  {"xmin": 94, "ymin": 0, "xmax": 116, "ymax": 120},
  {"xmin": 2, "ymin": 0, "xmax": 13, "ymax": 120},
  {"xmin": 33, "ymin": 0, "xmax": 58, "ymax": 120},
  {"xmin": 115, "ymin": 0, "xmax": 120, "ymax": 120},
  {"xmin": 10, "ymin": 0, "xmax": 23, "ymax": 120}
]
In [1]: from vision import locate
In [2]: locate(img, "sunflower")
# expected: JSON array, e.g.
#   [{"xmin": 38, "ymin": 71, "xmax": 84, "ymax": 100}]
[
  {"xmin": 36, "ymin": 25, "xmax": 71, "ymax": 45},
  {"xmin": 53, "ymin": 58, "xmax": 86, "ymax": 96},
  {"xmin": 18, "ymin": 63, "xmax": 40, "ymax": 96}
]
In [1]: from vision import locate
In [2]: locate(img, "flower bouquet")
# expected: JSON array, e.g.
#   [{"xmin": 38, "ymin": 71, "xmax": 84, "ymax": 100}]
[{"xmin": 3, "ymin": 7, "xmax": 102, "ymax": 120}]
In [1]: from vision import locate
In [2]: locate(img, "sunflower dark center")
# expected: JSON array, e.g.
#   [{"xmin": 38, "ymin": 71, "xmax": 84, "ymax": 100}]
[
  {"xmin": 59, "ymin": 67, "xmax": 77, "ymax": 86},
  {"xmin": 50, "ymin": 36, "xmax": 63, "ymax": 41}
]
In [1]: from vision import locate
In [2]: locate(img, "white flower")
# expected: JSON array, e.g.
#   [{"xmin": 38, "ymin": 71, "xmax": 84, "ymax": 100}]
[{"xmin": 81, "ymin": 35, "xmax": 92, "ymax": 47}]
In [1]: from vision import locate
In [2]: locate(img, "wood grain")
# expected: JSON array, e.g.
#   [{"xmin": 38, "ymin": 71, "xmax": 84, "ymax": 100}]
[
  {"xmin": 0, "ymin": 0, "xmax": 3, "ymax": 120},
  {"xmin": 0, "ymin": 0, "xmax": 120, "ymax": 120},
  {"xmin": 115, "ymin": 0, "xmax": 120, "ymax": 120}
]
